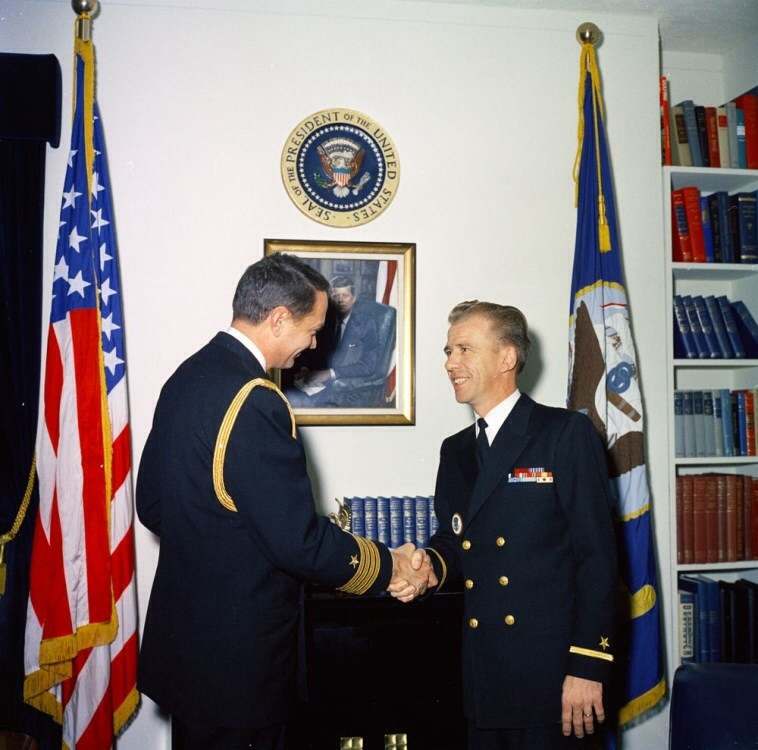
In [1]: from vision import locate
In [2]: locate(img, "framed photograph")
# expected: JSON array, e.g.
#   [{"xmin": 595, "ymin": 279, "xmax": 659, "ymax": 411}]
[{"xmin": 264, "ymin": 239, "xmax": 415, "ymax": 425}]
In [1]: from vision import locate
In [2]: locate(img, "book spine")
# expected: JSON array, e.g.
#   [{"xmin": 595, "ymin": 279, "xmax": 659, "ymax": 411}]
[
  {"xmin": 389, "ymin": 497, "xmax": 403, "ymax": 548},
  {"xmin": 716, "ymin": 474, "xmax": 727, "ymax": 561},
  {"xmin": 674, "ymin": 390, "xmax": 685, "ymax": 457},
  {"xmin": 676, "ymin": 476, "xmax": 683, "ymax": 564},
  {"xmin": 726, "ymin": 101, "xmax": 739, "ymax": 168},
  {"xmin": 681, "ymin": 100, "xmax": 703, "ymax": 166},
  {"xmin": 705, "ymin": 106, "xmax": 720, "ymax": 167},
  {"xmin": 700, "ymin": 196, "xmax": 715, "ymax": 263},
  {"xmin": 415, "ymin": 496, "xmax": 429, "ymax": 548},
  {"xmin": 713, "ymin": 391, "xmax": 725, "ymax": 457},
  {"xmin": 732, "ymin": 193, "xmax": 758, "ymax": 263},
  {"xmin": 693, "ymin": 296, "xmax": 720, "ymax": 357},
  {"xmin": 702, "ymin": 390, "xmax": 715, "ymax": 456},
  {"xmin": 732, "ymin": 392, "xmax": 741, "ymax": 460},
  {"xmin": 728, "ymin": 195, "xmax": 742, "ymax": 263},
  {"xmin": 705, "ymin": 475, "xmax": 718, "ymax": 562},
  {"xmin": 350, "ymin": 497, "xmax": 365, "ymax": 537},
  {"xmin": 683, "ymin": 391, "xmax": 695, "ymax": 457},
  {"xmin": 731, "ymin": 300, "xmax": 758, "ymax": 358},
  {"xmin": 678, "ymin": 589, "xmax": 696, "ymax": 663},
  {"xmin": 682, "ymin": 187, "xmax": 706, "ymax": 262},
  {"xmin": 402, "ymin": 496, "xmax": 415, "ymax": 544},
  {"xmin": 673, "ymin": 296, "xmax": 697, "ymax": 358},
  {"xmin": 746, "ymin": 391, "xmax": 756, "ymax": 457},
  {"xmin": 671, "ymin": 190, "xmax": 693, "ymax": 261},
  {"xmin": 736, "ymin": 476, "xmax": 745, "ymax": 559},
  {"xmin": 707, "ymin": 193, "xmax": 724, "ymax": 262},
  {"xmin": 717, "ymin": 297, "xmax": 746, "ymax": 357},
  {"xmin": 721, "ymin": 388, "xmax": 735, "ymax": 457},
  {"xmin": 726, "ymin": 475, "xmax": 738, "ymax": 561},
  {"xmin": 735, "ymin": 94, "xmax": 758, "ymax": 169},
  {"xmin": 377, "ymin": 496, "xmax": 390, "ymax": 545},
  {"xmin": 693, "ymin": 390, "xmax": 705, "ymax": 457},
  {"xmin": 737, "ymin": 391, "xmax": 748, "ymax": 456},
  {"xmin": 693, "ymin": 476, "xmax": 707, "ymax": 563},
  {"xmin": 717, "ymin": 105, "xmax": 730, "ymax": 168},
  {"xmin": 364, "ymin": 496, "xmax": 377, "ymax": 541},
  {"xmin": 717, "ymin": 192, "xmax": 733, "ymax": 262},
  {"xmin": 743, "ymin": 475, "xmax": 753, "ymax": 560},
  {"xmin": 682, "ymin": 296, "xmax": 709, "ymax": 358},
  {"xmin": 428, "ymin": 496, "xmax": 438, "ymax": 537},
  {"xmin": 704, "ymin": 295, "xmax": 734, "ymax": 358},
  {"xmin": 737, "ymin": 107, "xmax": 747, "ymax": 168},
  {"xmin": 695, "ymin": 105, "xmax": 710, "ymax": 167},
  {"xmin": 672, "ymin": 105, "xmax": 692, "ymax": 166},
  {"xmin": 682, "ymin": 475, "xmax": 694, "ymax": 563},
  {"xmin": 660, "ymin": 76, "xmax": 672, "ymax": 165},
  {"xmin": 752, "ymin": 479, "xmax": 758, "ymax": 560}
]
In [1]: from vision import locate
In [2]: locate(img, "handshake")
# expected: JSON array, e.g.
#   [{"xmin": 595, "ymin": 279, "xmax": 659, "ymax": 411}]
[{"xmin": 387, "ymin": 543, "xmax": 438, "ymax": 603}]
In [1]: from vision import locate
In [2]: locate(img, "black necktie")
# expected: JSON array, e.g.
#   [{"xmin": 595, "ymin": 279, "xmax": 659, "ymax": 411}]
[{"xmin": 476, "ymin": 417, "xmax": 489, "ymax": 469}]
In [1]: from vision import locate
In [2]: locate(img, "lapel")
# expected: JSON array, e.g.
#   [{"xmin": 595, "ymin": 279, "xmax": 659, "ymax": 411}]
[
  {"xmin": 211, "ymin": 331, "xmax": 267, "ymax": 379},
  {"xmin": 455, "ymin": 427, "xmax": 479, "ymax": 495},
  {"xmin": 465, "ymin": 393, "xmax": 536, "ymax": 528}
]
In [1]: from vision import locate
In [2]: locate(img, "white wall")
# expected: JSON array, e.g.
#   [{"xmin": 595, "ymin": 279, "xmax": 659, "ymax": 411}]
[
  {"xmin": 4, "ymin": 1, "xmax": 669, "ymax": 747},
  {"xmin": 662, "ymin": 50, "xmax": 725, "ymax": 105}
]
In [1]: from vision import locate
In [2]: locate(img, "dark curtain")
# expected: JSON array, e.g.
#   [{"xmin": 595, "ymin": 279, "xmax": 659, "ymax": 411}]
[{"xmin": 0, "ymin": 52, "xmax": 62, "ymax": 748}]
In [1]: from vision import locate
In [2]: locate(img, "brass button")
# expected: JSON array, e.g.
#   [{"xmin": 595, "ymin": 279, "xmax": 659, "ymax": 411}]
[
  {"xmin": 462, "ymin": 540, "xmax": 471, "ymax": 550},
  {"xmin": 496, "ymin": 536, "xmax": 506, "ymax": 547},
  {"xmin": 499, "ymin": 576, "xmax": 509, "ymax": 587},
  {"xmin": 504, "ymin": 614, "xmax": 515, "ymax": 626},
  {"xmin": 465, "ymin": 579, "xmax": 474, "ymax": 590},
  {"xmin": 468, "ymin": 617, "xmax": 479, "ymax": 629}
]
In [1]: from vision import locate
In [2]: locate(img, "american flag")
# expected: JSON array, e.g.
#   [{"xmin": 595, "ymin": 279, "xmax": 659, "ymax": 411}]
[
  {"xmin": 376, "ymin": 260, "xmax": 398, "ymax": 404},
  {"xmin": 24, "ymin": 42, "xmax": 139, "ymax": 749}
]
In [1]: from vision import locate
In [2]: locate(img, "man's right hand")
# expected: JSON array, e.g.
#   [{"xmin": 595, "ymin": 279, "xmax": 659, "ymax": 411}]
[{"xmin": 387, "ymin": 544, "xmax": 438, "ymax": 603}]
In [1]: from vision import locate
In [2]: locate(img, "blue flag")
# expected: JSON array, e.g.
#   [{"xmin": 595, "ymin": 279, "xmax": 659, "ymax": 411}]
[{"xmin": 567, "ymin": 44, "xmax": 666, "ymax": 731}]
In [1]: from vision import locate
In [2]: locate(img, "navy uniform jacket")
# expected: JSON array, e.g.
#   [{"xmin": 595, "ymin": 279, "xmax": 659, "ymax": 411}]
[
  {"xmin": 136, "ymin": 333, "xmax": 392, "ymax": 728},
  {"xmin": 426, "ymin": 393, "xmax": 617, "ymax": 729},
  {"xmin": 330, "ymin": 302, "xmax": 380, "ymax": 380}
]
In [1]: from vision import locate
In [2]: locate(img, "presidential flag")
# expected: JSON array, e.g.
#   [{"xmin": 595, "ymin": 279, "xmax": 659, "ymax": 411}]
[
  {"xmin": 24, "ymin": 35, "xmax": 139, "ymax": 749},
  {"xmin": 567, "ymin": 43, "xmax": 666, "ymax": 730}
]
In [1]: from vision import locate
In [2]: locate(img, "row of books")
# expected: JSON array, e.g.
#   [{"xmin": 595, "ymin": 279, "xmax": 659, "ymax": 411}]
[
  {"xmin": 675, "ymin": 474, "xmax": 758, "ymax": 564},
  {"xmin": 347, "ymin": 496, "xmax": 438, "ymax": 549},
  {"xmin": 671, "ymin": 186, "xmax": 757, "ymax": 263},
  {"xmin": 674, "ymin": 390, "xmax": 757, "ymax": 458},
  {"xmin": 673, "ymin": 295, "xmax": 758, "ymax": 359},
  {"xmin": 660, "ymin": 77, "xmax": 758, "ymax": 168},
  {"xmin": 678, "ymin": 575, "xmax": 758, "ymax": 664}
]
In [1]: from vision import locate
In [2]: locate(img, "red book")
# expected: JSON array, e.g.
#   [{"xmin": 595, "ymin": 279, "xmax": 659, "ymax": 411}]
[
  {"xmin": 736, "ymin": 477, "xmax": 745, "ymax": 560},
  {"xmin": 676, "ymin": 476, "xmax": 683, "ymax": 564},
  {"xmin": 692, "ymin": 475, "xmax": 708, "ymax": 563},
  {"xmin": 705, "ymin": 107, "xmax": 720, "ymax": 167},
  {"xmin": 660, "ymin": 76, "xmax": 672, "ymax": 165},
  {"xmin": 743, "ymin": 475, "xmax": 753, "ymax": 560},
  {"xmin": 752, "ymin": 479, "xmax": 758, "ymax": 559},
  {"xmin": 681, "ymin": 475, "xmax": 694, "ymax": 564},
  {"xmin": 671, "ymin": 189, "xmax": 693, "ymax": 262},
  {"xmin": 681, "ymin": 187, "xmax": 706, "ymax": 262},
  {"xmin": 716, "ymin": 474, "xmax": 727, "ymax": 562},
  {"xmin": 745, "ymin": 390, "xmax": 755, "ymax": 457},
  {"xmin": 705, "ymin": 475, "xmax": 719, "ymax": 562},
  {"xmin": 735, "ymin": 94, "xmax": 758, "ymax": 169},
  {"xmin": 726, "ymin": 474, "xmax": 739, "ymax": 561}
]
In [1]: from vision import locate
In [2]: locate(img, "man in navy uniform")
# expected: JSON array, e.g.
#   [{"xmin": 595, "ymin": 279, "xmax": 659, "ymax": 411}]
[
  {"xmin": 409, "ymin": 301, "xmax": 617, "ymax": 749},
  {"xmin": 137, "ymin": 253, "xmax": 431, "ymax": 750}
]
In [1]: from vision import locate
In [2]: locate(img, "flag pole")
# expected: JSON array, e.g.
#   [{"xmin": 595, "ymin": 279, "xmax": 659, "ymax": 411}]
[{"xmin": 72, "ymin": 0, "xmax": 98, "ymax": 41}]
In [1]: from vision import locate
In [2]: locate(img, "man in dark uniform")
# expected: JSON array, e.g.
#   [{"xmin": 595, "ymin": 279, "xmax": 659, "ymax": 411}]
[
  {"xmin": 402, "ymin": 301, "xmax": 617, "ymax": 749},
  {"xmin": 136, "ymin": 254, "xmax": 432, "ymax": 750}
]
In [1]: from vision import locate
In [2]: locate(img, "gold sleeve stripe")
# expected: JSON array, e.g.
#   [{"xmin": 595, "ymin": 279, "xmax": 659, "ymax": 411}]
[
  {"xmin": 569, "ymin": 646, "xmax": 614, "ymax": 662},
  {"xmin": 212, "ymin": 378, "xmax": 297, "ymax": 512},
  {"xmin": 426, "ymin": 547, "xmax": 447, "ymax": 591},
  {"xmin": 338, "ymin": 536, "xmax": 382, "ymax": 595}
]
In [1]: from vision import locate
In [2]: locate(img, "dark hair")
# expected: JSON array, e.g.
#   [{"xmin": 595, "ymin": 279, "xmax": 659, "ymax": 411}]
[
  {"xmin": 329, "ymin": 276, "xmax": 355, "ymax": 294},
  {"xmin": 448, "ymin": 300, "xmax": 531, "ymax": 374},
  {"xmin": 232, "ymin": 253, "xmax": 329, "ymax": 323}
]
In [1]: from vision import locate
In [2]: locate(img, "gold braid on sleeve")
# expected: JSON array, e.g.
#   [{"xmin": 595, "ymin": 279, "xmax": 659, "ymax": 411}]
[
  {"xmin": 337, "ymin": 535, "xmax": 382, "ymax": 596},
  {"xmin": 212, "ymin": 378, "xmax": 297, "ymax": 512}
]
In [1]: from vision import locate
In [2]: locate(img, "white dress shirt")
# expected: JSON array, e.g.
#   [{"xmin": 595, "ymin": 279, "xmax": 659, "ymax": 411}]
[
  {"xmin": 475, "ymin": 389, "xmax": 521, "ymax": 445},
  {"xmin": 224, "ymin": 326, "xmax": 267, "ymax": 372}
]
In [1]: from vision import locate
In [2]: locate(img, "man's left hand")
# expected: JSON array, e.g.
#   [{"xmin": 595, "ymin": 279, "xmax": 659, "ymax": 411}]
[{"xmin": 561, "ymin": 675, "xmax": 604, "ymax": 738}]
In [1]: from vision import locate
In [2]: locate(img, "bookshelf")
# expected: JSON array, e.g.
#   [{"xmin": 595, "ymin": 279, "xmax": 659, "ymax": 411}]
[{"xmin": 663, "ymin": 165, "xmax": 758, "ymax": 673}]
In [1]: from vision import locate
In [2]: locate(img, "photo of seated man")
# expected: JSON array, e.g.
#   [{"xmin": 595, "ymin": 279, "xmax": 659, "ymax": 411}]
[{"xmin": 284, "ymin": 268, "xmax": 397, "ymax": 409}]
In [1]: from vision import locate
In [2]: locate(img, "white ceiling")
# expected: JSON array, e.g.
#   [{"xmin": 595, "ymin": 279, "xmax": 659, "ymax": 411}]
[{"xmin": 403, "ymin": 0, "xmax": 758, "ymax": 54}]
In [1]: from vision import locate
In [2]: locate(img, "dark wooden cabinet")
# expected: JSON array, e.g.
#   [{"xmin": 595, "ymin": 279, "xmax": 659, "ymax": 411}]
[{"xmin": 292, "ymin": 588, "xmax": 466, "ymax": 750}]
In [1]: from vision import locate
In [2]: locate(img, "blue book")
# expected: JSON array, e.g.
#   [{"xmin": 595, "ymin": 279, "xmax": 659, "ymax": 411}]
[
  {"xmin": 680, "ymin": 575, "xmax": 709, "ymax": 662},
  {"xmin": 389, "ymin": 497, "xmax": 403, "ymax": 548},
  {"xmin": 682, "ymin": 296, "xmax": 709, "ymax": 358},
  {"xmin": 377, "ymin": 496, "xmax": 390, "ymax": 545},
  {"xmin": 364, "ymin": 497, "xmax": 377, "ymax": 541},
  {"xmin": 679, "ymin": 100, "xmax": 703, "ymax": 166},
  {"xmin": 720, "ymin": 389, "xmax": 735, "ymax": 457},
  {"xmin": 415, "ymin": 496, "xmax": 430, "ymax": 548},
  {"xmin": 428, "ymin": 496, "xmax": 438, "ymax": 537},
  {"xmin": 683, "ymin": 391, "xmax": 695, "ymax": 457},
  {"xmin": 728, "ymin": 193, "xmax": 758, "ymax": 264},
  {"xmin": 731, "ymin": 300, "xmax": 758, "ymax": 357},
  {"xmin": 349, "ymin": 497, "xmax": 365, "ymax": 537},
  {"xmin": 702, "ymin": 390, "xmax": 715, "ymax": 456},
  {"xmin": 695, "ymin": 576, "xmax": 722, "ymax": 663},
  {"xmin": 678, "ymin": 587, "xmax": 697, "ymax": 663},
  {"xmin": 717, "ymin": 296, "xmax": 746, "ymax": 357},
  {"xmin": 737, "ymin": 107, "xmax": 747, "ymax": 168},
  {"xmin": 704, "ymin": 295, "xmax": 734, "ymax": 358},
  {"xmin": 731, "ymin": 392, "xmax": 740, "ymax": 457},
  {"xmin": 708, "ymin": 192, "xmax": 732, "ymax": 262},
  {"xmin": 693, "ymin": 390, "xmax": 705, "ymax": 456},
  {"xmin": 402, "ymin": 496, "xmax": 415, "ymax": 545},
  {"xmin": 693, "ymin": 296, "xmax": 720, "ymax": 358},
  {"xmin": 700, "ymin": 197, "xmax": 715, "ymax": 262},
  {"xmin": 737, "ymin": 391, "xmax": 748, "ymax": 456},
  {"xmin": 712, "ymin": 391, "xmax": 725, "ymax": 456},
  {"xmin": 674, "ymin": 390, "xmax": 685, "ymax": 457},
  {"xmin": 673, "ymin": 295, "xmax": 697, "ymax": 358}
]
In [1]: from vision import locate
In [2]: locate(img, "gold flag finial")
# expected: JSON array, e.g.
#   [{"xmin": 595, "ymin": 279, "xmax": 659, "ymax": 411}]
[
  {"xmin": 72, "ymin": 0, "xmax": 99, "ymax": 41},
  {"xmin": 576, "ymin": 22, "xmax": 602, "ymax": 47}
]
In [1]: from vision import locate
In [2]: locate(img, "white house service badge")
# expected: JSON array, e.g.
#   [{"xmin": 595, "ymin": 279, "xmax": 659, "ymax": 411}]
[{"xmin": 280, "ymin": 108, "xmax": 400, "ymax": 228}]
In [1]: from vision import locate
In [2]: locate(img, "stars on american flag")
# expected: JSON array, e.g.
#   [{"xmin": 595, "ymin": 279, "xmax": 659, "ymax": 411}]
[
  {"xmin": 62, "ymin": 185, "xmax": 82, "ymax": 209},
  {"xmin": 91, "ymin": 171, "xmax": 105, "ymax": 200},
  {"xmin": 91, "ymin": 208, "xmax": 109, "ymax": 231},
  {"xmin": 68, "ymin": 226, "xmax": 87, "ymax": 253}
]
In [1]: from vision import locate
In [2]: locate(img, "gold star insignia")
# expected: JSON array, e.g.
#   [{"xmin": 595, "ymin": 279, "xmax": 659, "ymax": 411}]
[
  {"xmin": 349, "ymin": 555, "xmax": 359, "ymax": 569},
  {"xmin": 599, "ymin": 636, "xmax": 610, "ymax": 651}
]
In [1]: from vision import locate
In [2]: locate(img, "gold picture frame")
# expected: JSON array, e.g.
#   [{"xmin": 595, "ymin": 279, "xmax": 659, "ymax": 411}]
[{"xmin": 264, "ymin": 239, "xmax": 415, "ymax": 426}]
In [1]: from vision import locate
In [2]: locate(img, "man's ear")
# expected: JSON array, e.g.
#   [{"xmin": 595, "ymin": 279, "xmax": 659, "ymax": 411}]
[
  {"xmin": 268, "ymin": 306, "xmax": 291, "ymax": 337},
  {"xmin": 500, "ymin": 344, "xmax": 519, "ymax": 374}
]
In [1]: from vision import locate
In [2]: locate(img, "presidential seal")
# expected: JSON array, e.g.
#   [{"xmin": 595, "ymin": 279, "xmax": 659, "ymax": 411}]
[{"xmin": 280, "ymin": 108, "xmax": 400, "ymax": 228}]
